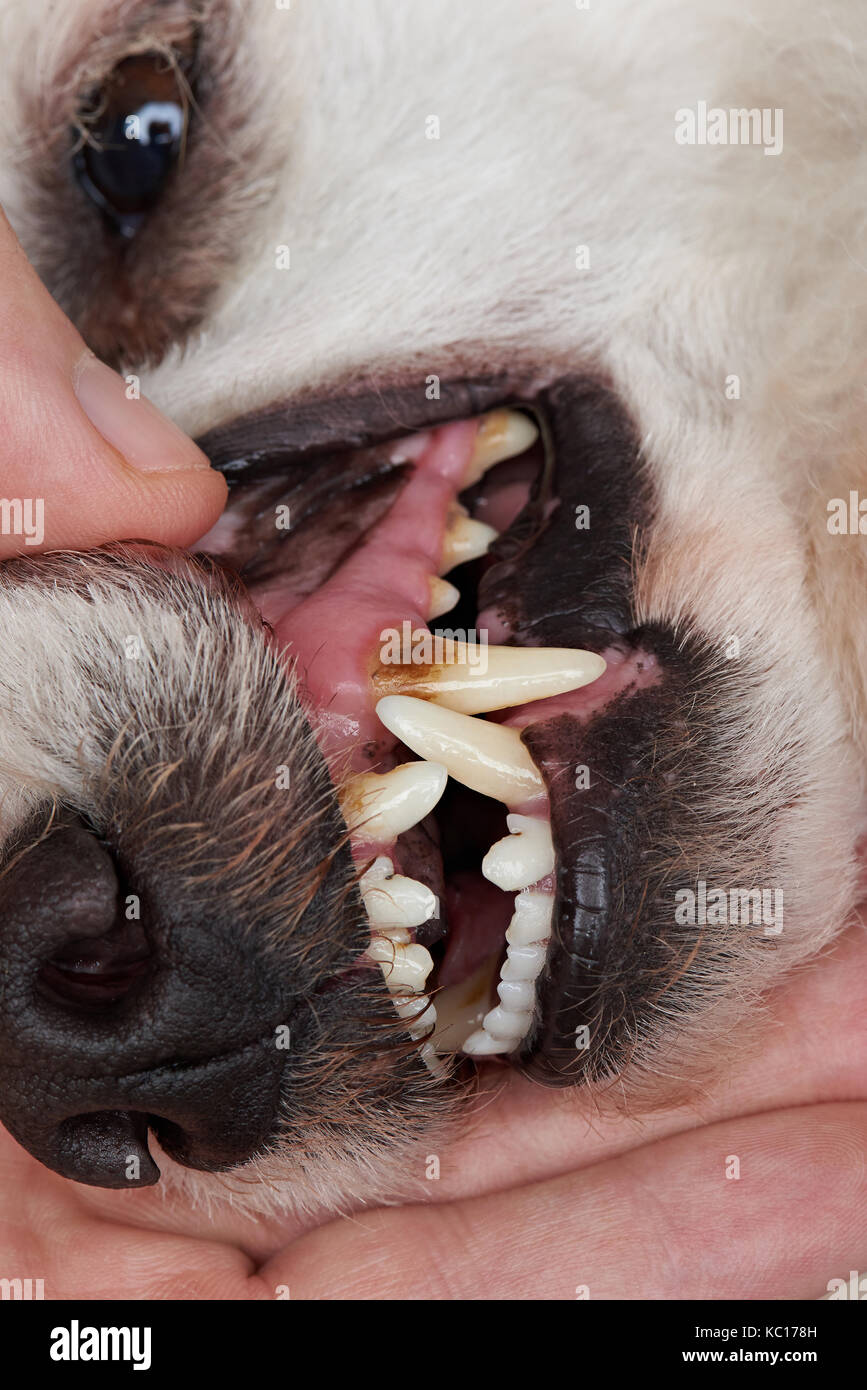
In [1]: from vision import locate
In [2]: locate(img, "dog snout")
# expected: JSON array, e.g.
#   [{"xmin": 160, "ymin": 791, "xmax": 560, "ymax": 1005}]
[{"xmin": 0, "ymin": 819, "xmax": 288, "ymax": 1188}]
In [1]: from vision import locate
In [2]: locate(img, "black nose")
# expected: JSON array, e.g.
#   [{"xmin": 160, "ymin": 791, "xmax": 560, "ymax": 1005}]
[{"xmin": 0, "ymin": 820, "xmax": 288, "ymax": 1188}]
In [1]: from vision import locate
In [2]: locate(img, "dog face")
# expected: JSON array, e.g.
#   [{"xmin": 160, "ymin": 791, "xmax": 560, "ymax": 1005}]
[{"xmin": 0, "ymin": 0, "xmax": 865, "ymax": 1214}]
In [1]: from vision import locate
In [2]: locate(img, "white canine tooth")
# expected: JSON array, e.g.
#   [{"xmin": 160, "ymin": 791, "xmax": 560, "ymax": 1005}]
[
  {"xmin": 342, "ymin": 760, "xmax": 447, "ymax": 840},
  {"xmin": 506, "ymin": 890, "xmax": 555, "ymax": 945},
  {"xmin": 368, "ymin": 938, "xmax": 434, "ymax": 991},
  {"xmin": 375, "ymin": 695, "xmax": 543, "ymax": 807},
  {"xmin": 500, "ymin": 943, "xmax": 548, "ymax": 981},
  {"xmin": 482, "ymin": 814, "xmax": 555, "ymax": 891},
  {"xmin": 360, "ymin": 858, "xmax": 438, "ymax": 930},
  {"xmin": 428, "ymin": 576, "xmax": 461, "ymax": 620},
  {"xmin": 464, "ymin": 409, "xmax": 539, "ymax": 488},
  {"xmin": 373, "ymin": 641, "xmax": 606, "ymax": 716},
  {"xmin": 438, "ymin": 507, "xmax": 497, "ymax": 575}
]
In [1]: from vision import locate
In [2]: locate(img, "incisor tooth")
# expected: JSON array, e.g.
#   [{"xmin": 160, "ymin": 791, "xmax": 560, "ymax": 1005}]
[
  {"xmin": 438, "ymin": 507, "xmax": 497, "ymax": 575},
  {"xmin": 360, "ymin": 857, "xmax": 438, "ymax": 930},
  {"xmin": 464, "ymin": 409, "xmax": 539, "ymax": 488},
  {"xmin": 375, "ymin": 695, "xmax": 544, "ymax": 806},
  {"xmin": 428, "ymin": 576, "xmax": 460, "ymax": 620},
  {"xmin": 372, "ymin": 641, "xmax": 606, "ymax": 715},
  {"xmin": 342, "ymin": 760, "xmax": 447, "ymax": 840},
  {"xmin": 482, "ymin": 814, "xmax": 555, "ymax": 891}
]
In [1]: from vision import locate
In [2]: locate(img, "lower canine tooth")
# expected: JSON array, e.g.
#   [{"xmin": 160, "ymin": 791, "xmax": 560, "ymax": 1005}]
[
  {"xmin": 342, "ymin": 760, "xmax": 447, "ymax": 839},
  {"xmin": 438, "ymin": 507, "xmax": 497, "ymax": 575},
  {"xmin": 482, "ymin": 814, "xmax": 555, "ymax": 891},
  {"xmin": 375, "ymin": 695, "xmax": 544, "ymax": 806},
  {"xmin": 464, "ymin": 409, "xmax": 539, "ymax": 487},
  {"xmin": 361, "ymin": 857, "xmax": 438, "ymax": 929}
]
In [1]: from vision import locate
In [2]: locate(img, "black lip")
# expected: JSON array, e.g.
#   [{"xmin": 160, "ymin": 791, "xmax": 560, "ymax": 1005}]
[{"xmin": 195, "ymin": 374, "xmax": 535, "ymax": 482}]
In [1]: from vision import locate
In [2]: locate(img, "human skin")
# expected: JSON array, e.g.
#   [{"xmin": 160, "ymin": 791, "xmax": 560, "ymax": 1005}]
[{"xmin": 0, "ymin": 214, "xmax": 864, "ymax": 1302}]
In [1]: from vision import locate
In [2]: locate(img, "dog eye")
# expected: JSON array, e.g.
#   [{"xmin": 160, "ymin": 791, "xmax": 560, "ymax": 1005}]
[{"xmin": 73, "ymin": 52, "xmax": 191, "ymax": 239}]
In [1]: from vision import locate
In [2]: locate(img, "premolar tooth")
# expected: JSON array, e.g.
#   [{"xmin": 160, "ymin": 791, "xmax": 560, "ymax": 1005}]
[
  {"xmin": 438, "ymin": 506, "xmax": 497, "ymax": 575},
  {"xmin": 360, "ymin": 857, "xmax": 438, "ymax": 930},
  {"xmin": 342, "ymin": 760, "xmax": 447, "ymax": 839},
  {"xmin": 394, "ymin": 994, "xmax": 437, "ymax": 1038},
  {"xmin": 373, "ymin": 642, "xmax": 606, "ymax": 715},
  {"xmin": 375, "ymin": 695, "xmax": 543, "ymax": 806},
  {"xmin": 368, "ymin": 938, "xmax": 434, "ymax": 991},
  {"xmin": 464, "ymin": 409, "xmax": 539, "ymax": 488},
  {"xmin": 428, "ymin": 576, "xmax": 460, "ymax": 619},
  {"xmin": 482, "ymin": 814, "xmax": 555, "ymax": 891}
]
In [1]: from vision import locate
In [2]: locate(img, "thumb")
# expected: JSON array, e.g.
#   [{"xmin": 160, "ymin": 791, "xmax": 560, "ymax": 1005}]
[{"xmin": 0, "ymin": 209, "xmax": 226, "ymax": 558}]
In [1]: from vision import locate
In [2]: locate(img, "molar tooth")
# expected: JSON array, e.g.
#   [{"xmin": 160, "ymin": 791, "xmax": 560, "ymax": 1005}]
[
  {"xmin": 375, "ymin": 695, "xmax": 543, "ymax": 806},
  {"xmin": 506, "ymin": 890, "xmax": 555, "ymax": 945},
  {"xmin": 373, "ymin": 642, "xmax": 605, "ymax": 715},
  {"xmin": 482, "ymin": 814, "xmax": 555, "ymax": 891},
  {"xmin": 464, "ymin": 409, "xmax": 539, "ymax": 488},
  {"xmin": 368, "ymin": 938, "xmax": 434, "ymax": 991},
  {"xmin": 438, "ymin": 506, "xmax": 497, "ymax": 575},
  {"xmin": 428, "ymin": 576, "xmax": 460, "ymax": 619},
  {"xmin": 496, "ymin": 978, "xmax": 536, "ymax": 1011},
  {"xmin": 394, "ymin": 994, "xmax": 437, "ymax": 1038},
  {"xmin": 360, "ymin": 859, "xmax": 438, "ymax": 930},
  {"xmin": 342, "ymin": 760, "xmax": 447, "ymax": 839},
  {"xmin": 500, "ymin": 942, "xmax": 548, "ymax": 981}
]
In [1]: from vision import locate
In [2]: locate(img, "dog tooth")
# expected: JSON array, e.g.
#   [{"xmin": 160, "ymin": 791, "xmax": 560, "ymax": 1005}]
[
  {"xmin": 373, "ymin": 642, "xmax": 606, "ymax": 715},
  {"xmin": 506, "ymin": 890, "xmax": 554, "ymax": 945},
  {"xmin": 394, "ymin": 994, "xmax": 437, "ymax": 1038},
  {"xmin": 479, "ymin": 1004, "xmax": 534, "ymax": 1041},
  {"xmin": 482, "ymin": 814, "xmax": 555, "ymax": 891},
  {"xmin": 500, "ymin": 942, "xmax": 548, "ymax": 981},
  {"xmin": 375, "ymin": 695, "xmax": 543, "ymax": 806},
  {"xmin": 464, "ymin": 409, "xmax": 539, "ymax": 488},
  {"xmin": 438, "ymin": 507, "xmax": 497, "ymax": 575},
  {"xmin": 496, "ymin": 977, "xmax": 536, "ymax": 1011},
  {"xmin": 461, "ymin": 1029, "xmax": 511, "ymax": 1056},
  {"xmin": 428, "ymin": 576, "xmax": 461, "ymax": 619},
  {"xmin": 361, "ymin": 859, "xmax": 438, "ymax": 930},
  {"xmin": 342, "ymin": 760, "xmax": 447, "ymax": 839},
  {"xmin": 368, "ymin": 938, "xmax": 434, "ymax": 991}
]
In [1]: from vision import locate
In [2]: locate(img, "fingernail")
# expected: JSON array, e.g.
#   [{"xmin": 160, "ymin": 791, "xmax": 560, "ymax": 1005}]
[{"xmin": 73, "ymin": 352, "xmax": 211, "ymax": 473}]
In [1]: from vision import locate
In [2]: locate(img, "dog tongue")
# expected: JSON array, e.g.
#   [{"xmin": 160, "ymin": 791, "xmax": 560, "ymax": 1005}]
[{"xmin": 263, "ymin": 418, "xmax": 480, "ymax": 769}]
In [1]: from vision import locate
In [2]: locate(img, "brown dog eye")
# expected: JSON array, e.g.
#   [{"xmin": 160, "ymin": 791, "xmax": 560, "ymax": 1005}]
[{"xmin": 73, "ymin": 52, "xmax": 191, "ymax": 239}]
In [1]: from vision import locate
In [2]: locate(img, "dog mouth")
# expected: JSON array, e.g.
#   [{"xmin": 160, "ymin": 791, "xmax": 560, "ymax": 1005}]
[{"xmin": 194, "ymin": 376, "xmax": 665, "ymax": 1080}]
